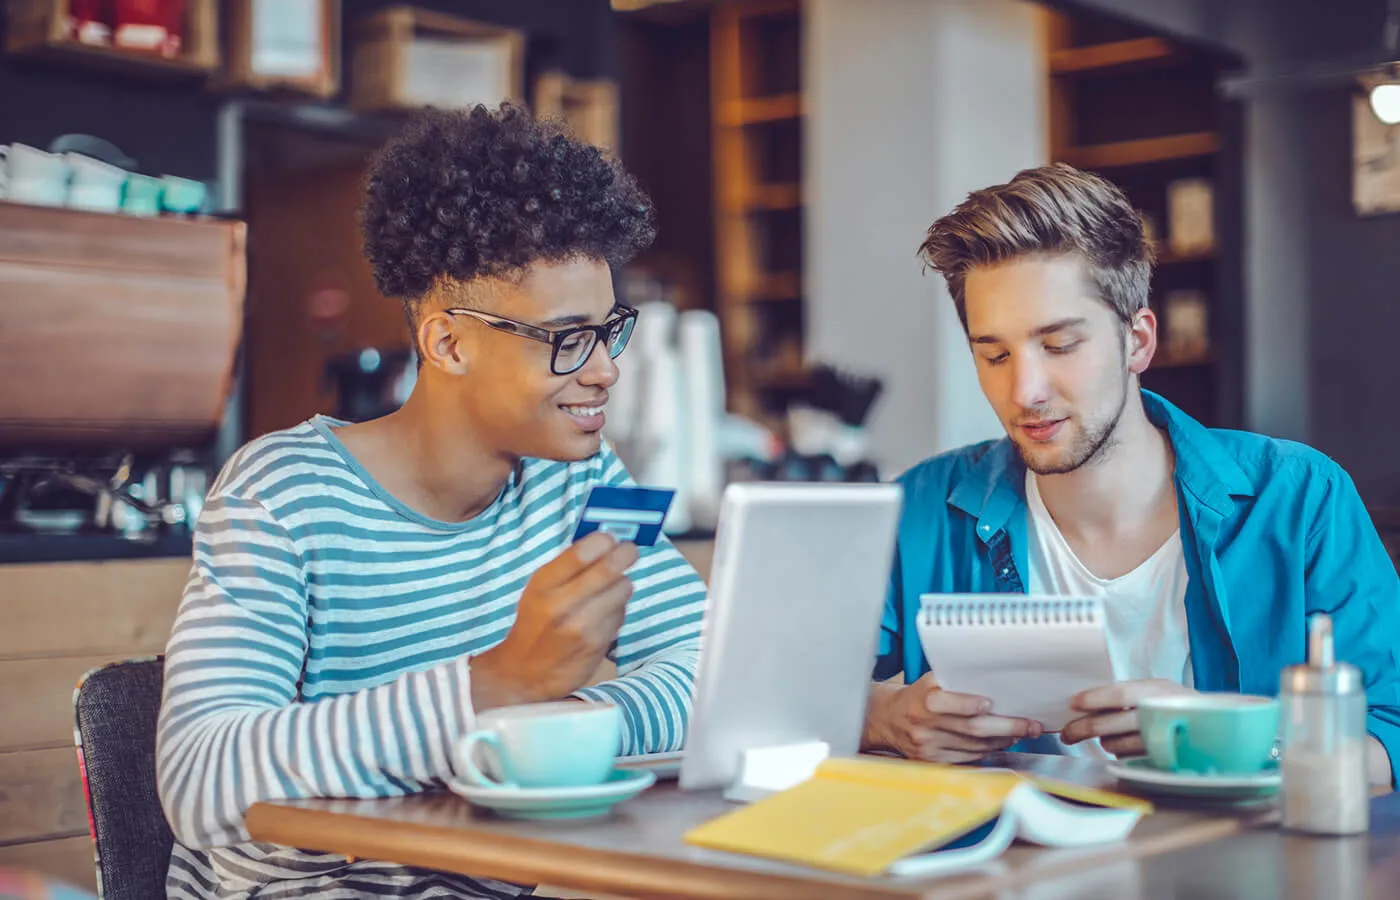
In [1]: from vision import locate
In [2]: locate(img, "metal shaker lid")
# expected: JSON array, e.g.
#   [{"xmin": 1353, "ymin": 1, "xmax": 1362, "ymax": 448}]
[{"xmin": 1280, "ymin": 613, "xmax": 1365, "ymax": 695}]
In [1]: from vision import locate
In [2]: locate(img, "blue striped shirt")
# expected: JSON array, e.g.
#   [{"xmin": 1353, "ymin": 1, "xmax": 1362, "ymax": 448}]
[{"xmin": 156, "ymin": 417, "xmax": 706, "ymax": 898}]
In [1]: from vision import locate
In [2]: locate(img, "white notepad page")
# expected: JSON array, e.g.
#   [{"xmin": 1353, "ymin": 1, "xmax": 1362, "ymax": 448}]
[{"xmin": 914, "ymin": 594, "xmax": 1116, "ymax": 732}]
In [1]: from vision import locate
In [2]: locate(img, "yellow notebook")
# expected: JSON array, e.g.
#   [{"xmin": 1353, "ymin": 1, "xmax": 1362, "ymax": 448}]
[{"xmin": 684, "ymin": 756, "xmax": 1152, "ymax": 878}]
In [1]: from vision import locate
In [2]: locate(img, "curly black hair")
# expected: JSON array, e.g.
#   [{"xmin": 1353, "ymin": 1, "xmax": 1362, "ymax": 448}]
[{"xmin": 360, "ymin": 103, "xmax": 656, "ymax": 303}]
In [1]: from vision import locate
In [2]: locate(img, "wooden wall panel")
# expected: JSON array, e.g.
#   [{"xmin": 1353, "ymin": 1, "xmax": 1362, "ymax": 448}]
[
  {"xmin": 2, "ymin": 559, "xmax": 187, "ymax": 659},
  {"xmin": 0, "ymin": 747, "xmax": 87, "ymax": 845},
  {"xmin": 0, "ymin": 656, "xmax": 120, "ymax": 753},
  {"xmin": 0, "ymin": 835, "xmax": 96, "ymax": 892},
  {"xmin": 0, "ymin": 558, "xmax": 182, "ymax": 886}
]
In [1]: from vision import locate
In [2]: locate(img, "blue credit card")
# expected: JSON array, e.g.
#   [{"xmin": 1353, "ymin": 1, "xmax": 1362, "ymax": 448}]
[{"xmin": 572, "ymin": 485, "xmax": 675, "ymax": 546}]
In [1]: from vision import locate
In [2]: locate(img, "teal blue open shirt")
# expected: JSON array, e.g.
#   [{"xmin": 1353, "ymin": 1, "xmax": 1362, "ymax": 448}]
[{"xmin": 877, "ymin": 391, "xmax": 1400, "ymax": 784}]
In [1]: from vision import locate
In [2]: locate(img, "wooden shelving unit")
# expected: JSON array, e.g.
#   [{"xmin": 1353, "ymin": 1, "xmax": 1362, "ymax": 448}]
[
  {"xmin": 1154, "ymin": 243, "xmax": 1218, "ymax": 267},
  {"xmin": 534, "ymin": 70, "xmax": 620, "ymax": 152},
  {"xmin": 613, "ymin": 0, "xmax": 812, "ymax": 424},
  {"xmin": 616, "ymin": 0, "xmax": 809, "ymax": 424},
  {"xmin": 1046, "ymin": 9, "xmax": 1243, "ymax": 429},
  {"xmin": 1061, "ymin": 132, "xmax": 1220, "ymax": 169},
  {"xmin": 3, "ymin": 0, "xmax": 220, "ymax": 79},
  {"xmin": 719, "ymin": 91, "xmax": 803, "ymax": 125},
  {"xmin": 744, "ymin": 182, "xmax": 802, "ymax": 211},
  {"xmin": 748, "ymin": 271, "xmax": 801, "ymax": 302},
  {"xmin": 1048, "ymin": 37, "xmax": 1175, "ymax": 74},
  {"xmin": 711, "ymin": 0, "xmax": 806, "ymax": 421}
]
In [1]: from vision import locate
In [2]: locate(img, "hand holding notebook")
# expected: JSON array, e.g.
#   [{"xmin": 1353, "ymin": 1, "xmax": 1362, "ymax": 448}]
[{"xmin": 915, "ymin": 594, "xmax": 1116, "ymax": 732}]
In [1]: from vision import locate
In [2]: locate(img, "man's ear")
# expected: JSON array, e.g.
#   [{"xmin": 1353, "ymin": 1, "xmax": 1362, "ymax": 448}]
[
  {"xmin": 1126, "ymin": 307, "xmax": 1157, "ymax": 376},
  {"xmin": 418, "ymin": 311, "xmax": 470, "ymax": 375}
]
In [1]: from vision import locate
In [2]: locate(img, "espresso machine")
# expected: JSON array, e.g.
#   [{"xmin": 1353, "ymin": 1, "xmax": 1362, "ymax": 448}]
[
  {"xmin": 0, "ymin": 450, "xmax": 206, "ymax": 542},
  {"xmin": 0, "ymin": 198, "xmax": 245, "ymax": 553}
]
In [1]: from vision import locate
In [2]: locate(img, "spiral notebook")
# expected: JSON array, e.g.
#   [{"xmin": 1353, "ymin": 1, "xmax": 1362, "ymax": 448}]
[{"xmin": 915, "ymin": 594, "xmax": 1115, "ymax": 732}]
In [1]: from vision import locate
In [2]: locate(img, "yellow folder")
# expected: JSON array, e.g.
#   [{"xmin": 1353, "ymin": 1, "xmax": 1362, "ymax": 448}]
[{"xmin": 684, "ymin": 756, "xmax": 1152, "ymax": 878}]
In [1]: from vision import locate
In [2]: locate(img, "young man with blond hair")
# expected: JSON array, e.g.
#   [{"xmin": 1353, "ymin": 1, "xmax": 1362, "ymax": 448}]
[{"xmin": 861, "ymin": 163, "xmax": 1400, "ymax": 788}]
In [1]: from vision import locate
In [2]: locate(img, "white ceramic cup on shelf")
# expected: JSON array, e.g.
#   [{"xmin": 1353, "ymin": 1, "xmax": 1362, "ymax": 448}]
[
  {"xmin": 1, "ymin": 143, "xmax": 71, "ymax": 207},
  {"xmin": 65, "ymin": 152, "xmax": 127, "ymax": 213}
]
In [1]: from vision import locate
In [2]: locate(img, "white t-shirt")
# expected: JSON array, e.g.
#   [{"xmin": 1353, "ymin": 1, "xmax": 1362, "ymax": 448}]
[{"xmin": 1024, "ymin": 472, "xmax": 1192, "ymax": 759}]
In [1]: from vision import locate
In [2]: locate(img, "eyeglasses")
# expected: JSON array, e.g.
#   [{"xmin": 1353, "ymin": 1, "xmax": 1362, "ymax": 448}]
[{"xmin": 444, "ymin": 305, "xmax": 639, "ymax": 376}]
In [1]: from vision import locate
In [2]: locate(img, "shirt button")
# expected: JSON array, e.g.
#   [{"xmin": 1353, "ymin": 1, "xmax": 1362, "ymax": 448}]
[
  {"xmin": 980, "ymin": 524, "xmax": 991, "ymax": 534},
  {"xmin": 999, "ymin": 567, "xmax": 1011, "ymax": 577}
]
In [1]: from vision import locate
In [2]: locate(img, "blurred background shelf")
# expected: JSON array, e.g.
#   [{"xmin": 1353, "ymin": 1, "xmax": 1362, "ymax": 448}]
[
  {"xmin": 3, "ymin": 0, "xmax": 220, "ymax": 79},
  {"xmin": 1154, "ymin": 244, "xmax": 1219, "ymax": 266},
  {"xmin": 711, "ymin": 0, "xmax": 805, "ymax": 424},
  {"xmin": 1061, "ymin": 132, "xmax": 1221, "ymax": 169},
  {"xmin": 720, "ymin": 92, "xmax": 802, "ymax": 125},
  {"xmin": 1046, "ymin": 6, "xmax": 1244, "ymax": 431},
  {"xmin": 1048, "ymin": 37, "xmax": 1176, "ymax": 74},
  {"xmin": 617, "ymin": 0, "xmax": 808, "ymax": 429},
  {"xmin": 1153, "ymin": 351, "xmax": 1215, "ymax": 370},
  {"xmin": 741, "ymin": 182, "xmax": 802, "ymax": 211}
]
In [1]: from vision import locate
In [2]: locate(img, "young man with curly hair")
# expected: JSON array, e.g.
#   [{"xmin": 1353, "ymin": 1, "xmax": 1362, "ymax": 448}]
[
  {"xmin": 156, "ymin": 105, "xmax": 706, "ymax": 898},
  {"xmin": 861, "ymin": 163, "xmax": 1400, "ymax": 789}
]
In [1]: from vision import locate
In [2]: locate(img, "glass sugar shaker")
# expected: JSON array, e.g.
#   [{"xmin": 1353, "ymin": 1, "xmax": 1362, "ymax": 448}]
[{"xmin": 1279, "ymin": 613, "xmax": 1369, "ymax": 835}]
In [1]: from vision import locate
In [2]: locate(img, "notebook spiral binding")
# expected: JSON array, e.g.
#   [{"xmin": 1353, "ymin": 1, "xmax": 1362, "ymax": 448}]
[{"xmin": 921, "ymin": 597, "xmax": 1103, "ymax": 628}]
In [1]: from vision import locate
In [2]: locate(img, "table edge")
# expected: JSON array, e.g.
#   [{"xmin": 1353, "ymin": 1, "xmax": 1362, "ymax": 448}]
[{"xmin": 245, "ymin": 800, "xmax": 915, "ymax": 900}]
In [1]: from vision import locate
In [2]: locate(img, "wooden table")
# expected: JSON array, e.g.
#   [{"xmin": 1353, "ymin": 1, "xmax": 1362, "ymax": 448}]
[
  {"xmin": 245, "ymin": 753, "xmax": 1279, "ymax": 900},
  {"xmin": 1008, "ymin": 789, "xmax": 1400, "ymax": 899}
]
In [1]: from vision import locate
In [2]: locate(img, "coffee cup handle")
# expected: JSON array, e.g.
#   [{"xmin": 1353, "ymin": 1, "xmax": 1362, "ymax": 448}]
[
  {"xmin": 456, "ymin": 730, "xmax": 517, "ymax": 789},
  {"xmin": 1144, "ymin": 717, "xmax": 1185, "ymax": 771}
]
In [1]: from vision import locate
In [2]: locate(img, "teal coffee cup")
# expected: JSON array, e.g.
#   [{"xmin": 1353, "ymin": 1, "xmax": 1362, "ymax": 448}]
[
  {"xmin": 452, "ymin": 701, "xmax": 622, "ymax": 790},
  {"xmin": 122, "ymin": 174, "xmax": 162, "ymax": 217},
  {"xmin": 160, "ymin": 174, "xmax": 206, "ymax": 214},
  {"xmin": 1138, "ymin": 693, "xmax": 1280, "ymax": 775}
]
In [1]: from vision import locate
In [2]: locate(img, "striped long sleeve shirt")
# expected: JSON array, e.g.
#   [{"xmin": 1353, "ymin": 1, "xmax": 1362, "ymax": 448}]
[{"xmin": 156, "ymin": 417, "xmax": 707, "ymax": 899}]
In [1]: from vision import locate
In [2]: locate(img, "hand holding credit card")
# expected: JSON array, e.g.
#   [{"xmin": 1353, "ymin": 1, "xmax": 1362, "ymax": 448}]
[{"xmin": 572, "ymin": 486, "xmax": 676, "ymax": 546}]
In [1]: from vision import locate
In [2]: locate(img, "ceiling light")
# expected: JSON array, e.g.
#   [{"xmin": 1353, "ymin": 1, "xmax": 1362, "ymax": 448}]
[{"xmin": 1371, "ymin": 81, "xmax": 1400, "ymax": 125}]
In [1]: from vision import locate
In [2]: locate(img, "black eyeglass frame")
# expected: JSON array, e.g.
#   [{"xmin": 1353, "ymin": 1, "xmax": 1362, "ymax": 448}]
[{"xmin": 443, "ymin": 305, "xmax": 639, "ymax": 375}]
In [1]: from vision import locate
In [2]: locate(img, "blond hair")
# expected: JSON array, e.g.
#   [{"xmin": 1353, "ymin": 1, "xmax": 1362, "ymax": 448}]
[{"xmin": 919, "ymin": 163, "xmax": 1155, "ymax": 329}]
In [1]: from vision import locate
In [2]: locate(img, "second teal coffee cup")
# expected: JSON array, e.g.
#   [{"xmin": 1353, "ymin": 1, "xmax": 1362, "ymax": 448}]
[
  {"xmin": 1138, "ymin": 693, "xmax": 1279, "ymax": 775},
  {"xmin": 452, "ymin": 700, "xmax": 622, "ymax": 790},
  {"xmin": 122, "ymin": 174, "xmax": 162, "ymax": 217}
]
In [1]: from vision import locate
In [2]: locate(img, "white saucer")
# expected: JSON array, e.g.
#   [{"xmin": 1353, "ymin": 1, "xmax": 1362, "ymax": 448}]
[
  {"xmin": 447, "ymin": 768, "xmax": 657, "ymax": 820},
  {"xmin": 1106, "ymin": 758, "xmax": 1280, "ymax": 800}
]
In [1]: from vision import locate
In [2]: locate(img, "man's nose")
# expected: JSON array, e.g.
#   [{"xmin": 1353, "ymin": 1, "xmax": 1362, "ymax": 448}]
[{"xmin": 1010, "ymin": 355, "xmax": 1051, "ymax": 411}]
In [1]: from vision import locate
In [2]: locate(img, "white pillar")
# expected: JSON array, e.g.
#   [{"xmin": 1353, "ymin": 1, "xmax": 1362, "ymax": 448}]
[{"xmin": 804, "ymin": 0, "xmax": 1047, "ymax": 476}]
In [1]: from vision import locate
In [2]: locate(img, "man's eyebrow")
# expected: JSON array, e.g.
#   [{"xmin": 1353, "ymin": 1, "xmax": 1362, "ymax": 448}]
[
  {"xmin": 1032, "ymin": 317, "xmax": 1087, "ymax": 336},
  {"xmin": 969, "ymin": 317, "xmax": 1088, "ymax": 344}
]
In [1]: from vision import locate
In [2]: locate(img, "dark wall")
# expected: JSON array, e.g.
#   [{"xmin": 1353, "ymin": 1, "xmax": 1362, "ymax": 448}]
[
  {"xmin": 1077, "ymin": 0, "xmax": 1400, "ymax": 506},
  {"xmin": 0, "ymin": 1, "xmax": 615, "ymax": 183},
  {"xmin": 1303, "ymin": 89, "xmax": 1400, "ymax": 507},
  {"xmin": 0, "ymin": 48, "xmax": 222, "ymax": 181}
]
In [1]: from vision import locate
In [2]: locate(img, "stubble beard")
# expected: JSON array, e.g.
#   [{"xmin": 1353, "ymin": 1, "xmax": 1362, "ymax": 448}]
[{"xmin": 1017, "ymin": 372, "xmax": 1131, "ymax": 476}]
